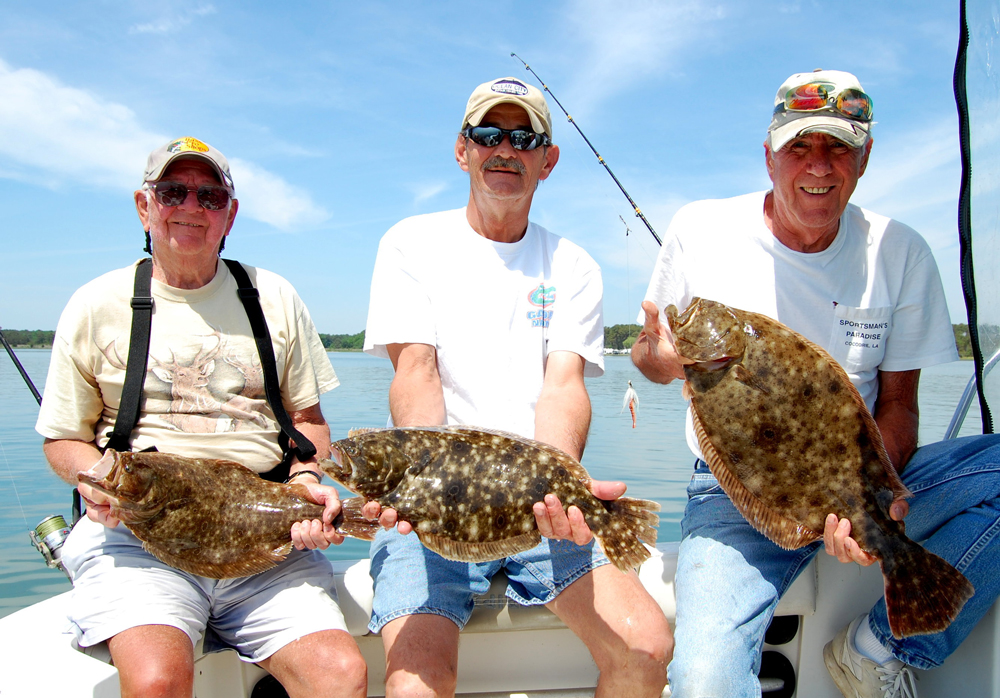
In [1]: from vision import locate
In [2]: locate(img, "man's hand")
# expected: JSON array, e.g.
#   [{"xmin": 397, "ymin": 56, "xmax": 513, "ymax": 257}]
[
  {"xmin": 822, "ymin": 499, "xmax": 908, "ymax": 566},
  {"xmin": 290, "ymin": 482, "xmax": 347, "ymax": 549},
  {"xmin": 79, "ymin": 482, "xmax": 120, "ymax": 529},
  {"xmin": 631, "ymin": 301, "xmax": 688, "ymax": 384},
  {"xmin": 361, "ymin": 501, "xmax": 414, "ymax": 535},
  {"xmin": 532, "ymin": 479, "xmax": 627, "ymax": 545}
]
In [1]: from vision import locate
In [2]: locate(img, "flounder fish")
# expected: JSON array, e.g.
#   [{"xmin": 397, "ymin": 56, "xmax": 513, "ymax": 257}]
[
  {"xmin": 78, "ymin": 450, "xmax": 377, "ymax": 579},
  {"xmin": 320, "ymin": 426, "xmax": 660, "ymax": 572},
  {"xmin": 666, "ymin": 297, "xmax": 974, "ymax": 639}
]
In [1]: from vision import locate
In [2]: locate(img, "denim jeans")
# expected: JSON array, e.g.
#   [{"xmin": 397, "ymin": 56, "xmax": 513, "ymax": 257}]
[{"xmin": 667, "ymin": 434, "xmax": 1000, "ymax": 697}]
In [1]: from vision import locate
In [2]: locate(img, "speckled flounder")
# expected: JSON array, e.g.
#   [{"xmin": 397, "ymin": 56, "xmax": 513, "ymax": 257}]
[
  {"xmin": 320, "ymin": 426, "xmax": 660, "ymax": 572},
  {"xmin": 667, "ymin": 297, "xmax": 974, "ymax": 639},
  {"xmin": 78, "ymin": 450, "xmax": 377, "ymax": 579}
]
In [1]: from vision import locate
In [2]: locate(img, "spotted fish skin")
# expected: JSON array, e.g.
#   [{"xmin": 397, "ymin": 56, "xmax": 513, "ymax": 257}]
[
  {"xmin": 78, "ymin": 450, "xmax": 376, "ymax": 579},
  {"xmin": 667, "ymin": 297, "xmax": 974, "ymax": 639},
  {"xmin": 321, "ymin": 426, "xmax": 660, "ymax": 572}
]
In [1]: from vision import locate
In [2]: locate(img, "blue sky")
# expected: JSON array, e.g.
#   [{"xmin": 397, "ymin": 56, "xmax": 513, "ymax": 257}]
[{"xmin": 0, "ymin": 1, "xmax": 967, "ymax": 335}]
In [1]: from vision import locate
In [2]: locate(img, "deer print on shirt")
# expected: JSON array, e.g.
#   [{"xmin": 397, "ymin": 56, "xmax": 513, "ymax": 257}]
[{"xmin": 101, "ymin": 329, "xmax": 270, "ymax": 434}]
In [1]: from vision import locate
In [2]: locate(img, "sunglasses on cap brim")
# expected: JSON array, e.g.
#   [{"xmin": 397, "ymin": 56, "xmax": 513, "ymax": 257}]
[
  {"xmin": 146, "ymin": 181, "xmax": 233, "ymax": 211},
  {"xmin": 773, "ymin": 82, "xmax": 874, "ymax": 122},
  {"xmin": 462, "ymin": 126, "xmax": 552, "ymax": 151}
]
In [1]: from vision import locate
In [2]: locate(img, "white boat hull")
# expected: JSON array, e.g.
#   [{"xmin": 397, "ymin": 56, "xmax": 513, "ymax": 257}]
[{"xmin": 0, "ymin": 542, "xmax": 996, "ymax": 697}]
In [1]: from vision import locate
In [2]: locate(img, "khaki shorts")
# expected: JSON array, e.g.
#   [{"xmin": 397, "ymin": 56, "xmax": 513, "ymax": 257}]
[{"xmin": 62, "ymin": 517, "xmax": 348, "ymax": 662}]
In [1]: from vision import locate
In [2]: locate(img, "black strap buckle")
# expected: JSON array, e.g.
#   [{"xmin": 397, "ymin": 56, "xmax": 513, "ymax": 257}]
[{"xmin": 130, "ymin": 296, "xmax": 154, "ymax": 310}]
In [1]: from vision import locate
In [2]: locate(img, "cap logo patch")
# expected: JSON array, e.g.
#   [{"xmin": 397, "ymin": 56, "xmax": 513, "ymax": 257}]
[
  {"xmin": 167, "ymin": 137, "xmax": 210, "ymax": 154},
  {"xmin": 491, "ymin": 80, "xmax": 529, "ymax": 96}
]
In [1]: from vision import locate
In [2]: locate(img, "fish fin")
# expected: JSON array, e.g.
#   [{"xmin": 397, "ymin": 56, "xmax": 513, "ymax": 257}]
[
  {"xmin": 139, "ymin": 540, "xmax": 286, "ymax": 579},
  {"xmin": 692, "ymin": 407, "xmax": 820, "ymax": 550},
  {"xmin": 416, "ymin": 530, "xmax": 542, "ymax": 563},
  {"xmin": 347, "ymin": 427, "xmax": 383, "ymax": 438},
  {"xmin": 880, "ymin": 541, "xmax": 975, "ymax": 638},
  {"xmin": 592, "ymin": 496, "xmax": 660, "ymax": 572},
  {"xmin": 732, "ymin": 364, "xmax": 771, "ymax": 395},
  {"xmin": 333, "ymin": 496, "xmax": 380, "ymax": 541}
]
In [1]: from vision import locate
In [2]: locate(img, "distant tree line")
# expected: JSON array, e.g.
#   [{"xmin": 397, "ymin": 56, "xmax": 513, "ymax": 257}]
[
  {"xmin": 0, "ymin": 326, "xmax": 978, "ymax": 357},
  {"xmin": 318, "ymin": 330, "xmax": 365, "ymax": 351},
  {"xmin": 1, "ymin": 329, "xmax": 55, "ymax": 347}
]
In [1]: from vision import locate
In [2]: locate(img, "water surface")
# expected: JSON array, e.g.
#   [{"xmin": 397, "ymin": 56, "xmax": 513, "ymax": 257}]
[{"xmin": 0, "ymin": 350, "xmax": 982, "ymax": 617}]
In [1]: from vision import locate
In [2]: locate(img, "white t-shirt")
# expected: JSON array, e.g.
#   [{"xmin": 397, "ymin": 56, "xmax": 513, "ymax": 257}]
[
  {"xmin": 36, "ymin": 260, "xmax": 338, "ymax": 473},
  {"xmin": 641, "ymin": 191, "xmax": 958, "ymax": 458},
  {"xmin": 365, "ymin": 207, "xmax": 604, "ymax": 438}
]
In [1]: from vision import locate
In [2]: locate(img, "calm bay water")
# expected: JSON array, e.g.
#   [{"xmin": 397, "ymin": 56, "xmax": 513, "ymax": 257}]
[{"xmin": 0, "ymin": 350, "xmax": 983, "ymax": 618}]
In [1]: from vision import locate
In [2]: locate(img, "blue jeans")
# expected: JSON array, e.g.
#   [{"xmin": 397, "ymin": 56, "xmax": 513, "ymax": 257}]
[
  {"xmin": 367, "ymin": 528, "xmax": 610, "ymax": 633},
  {"xmin": 668, "ymin": 434, "xmax": 1000, "ymax": 697}
]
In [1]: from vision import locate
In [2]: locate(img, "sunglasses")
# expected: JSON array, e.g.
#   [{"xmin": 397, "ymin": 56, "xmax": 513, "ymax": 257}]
[
  {"xmin": 147, "ymin": 181, "xmax": 232, "ymax": 211},
  {"xmin": 462, "ymin": 126, "xmax": 552, "ymax": 151},
  {"xmin": 774, "ymin": 82, "xmax": 874, "ymax": 121}
]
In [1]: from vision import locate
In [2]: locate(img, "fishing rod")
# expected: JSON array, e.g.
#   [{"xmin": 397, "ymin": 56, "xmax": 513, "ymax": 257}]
[
  {"xmin": 0, "ymin": 327, "xmax": 74, "ymax": 576},
  {"xmin": 511, "ymin": 52, "xmax": 662, "ymax": 246},
  {"xmin": 0, "ymin": 327, "xmax": 42, "ymax": 406}
]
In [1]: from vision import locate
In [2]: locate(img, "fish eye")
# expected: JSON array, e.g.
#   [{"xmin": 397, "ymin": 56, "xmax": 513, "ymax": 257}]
[{"xmin": 124, "ymin": 463, "xmax": 133, "ymax": 473}]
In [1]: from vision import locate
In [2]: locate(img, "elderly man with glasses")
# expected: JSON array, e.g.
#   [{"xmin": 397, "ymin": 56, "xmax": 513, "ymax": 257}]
[
  {"xmin": 36, "ymin": 137, "xmax": 367, "ymax": 698},
  {"xmin": 361, "ymin": 77, "xmax": 672, "ymax": 698},
  {"xmin": 628, "ymin": 69, "xmax": 1000, "ymax": 698}
]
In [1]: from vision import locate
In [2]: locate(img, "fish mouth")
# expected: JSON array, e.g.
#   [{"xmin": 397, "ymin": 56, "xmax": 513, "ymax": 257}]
[
  {"xmin": 77, "ymin": 450, "xmax": 121, "ymax": 500},
  {"xmin": 320, "ymin": 445, "xmax": 352, "ymax": 481}
]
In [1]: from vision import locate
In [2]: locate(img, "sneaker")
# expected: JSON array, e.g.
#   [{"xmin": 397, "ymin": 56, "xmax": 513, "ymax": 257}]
[{"xmin": 823, "ymin": 616, "xmax": 918, "ymax": 698}]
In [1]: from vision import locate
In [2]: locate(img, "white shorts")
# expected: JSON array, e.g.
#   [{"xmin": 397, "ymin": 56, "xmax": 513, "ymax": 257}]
[{"xmin": 62, "ymin": 518, "xmax": 348, "ymax": 662}]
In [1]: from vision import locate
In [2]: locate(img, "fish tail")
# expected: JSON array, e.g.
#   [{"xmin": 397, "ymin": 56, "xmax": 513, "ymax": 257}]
[
  {"xmin": 332, "ymin": 497, "xmax": 380, "ymax": 542},
  {"xmin": 881, "ymin": 541, "xmax": 975, "ymax": 639},
  {"xmin": 594, "ymin": 497, "xmax": 660, "ymax": 572}
]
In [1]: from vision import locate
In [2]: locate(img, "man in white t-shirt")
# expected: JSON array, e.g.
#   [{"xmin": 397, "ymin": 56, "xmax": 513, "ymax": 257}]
[
  {"xmin": 362, "ymin": 77, "xmax": 672, "ymax": 698},
  {"xmin": 36, "ymin": 138, "xmax": 367, "ymax": 698},
  {"xmin": 632, "ymin": 70, "xmax": 1000, "ymax": 698}
]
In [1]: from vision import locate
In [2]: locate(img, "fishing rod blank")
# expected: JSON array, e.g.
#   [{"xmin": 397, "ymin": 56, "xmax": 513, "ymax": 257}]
[
  {"xmin": 511, "ymin": 52, "xmax": 662, "ymax": 246},
  {"xmin": 0, "ymin": 327, "xmax": 42, "ymax": 405}
]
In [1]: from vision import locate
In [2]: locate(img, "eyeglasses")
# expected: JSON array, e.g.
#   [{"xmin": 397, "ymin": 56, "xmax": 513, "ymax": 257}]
[
  {"xmin": 773, "ymin": 82, "xmax": 874, "ymax": 121},
  {"xmin": 146, "ymin": 181, "xmax": 232, "ymax": 210},
  {"xmin": 462, "ymin": 126, "xmax": 552, "ymax": 151}
]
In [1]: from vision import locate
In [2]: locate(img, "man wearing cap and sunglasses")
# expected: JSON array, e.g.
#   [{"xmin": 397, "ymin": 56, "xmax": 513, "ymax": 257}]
[
  {"xmin": 361, "ymin": 78, "xmax": 672, "ymax": 698},
  {"xmin": 627, "ymin": 69, "xmax": 1000, "ymax": 697},
  {"xmin": 36, "ymin": 137, "xmax": 367, "ymax": 698}
]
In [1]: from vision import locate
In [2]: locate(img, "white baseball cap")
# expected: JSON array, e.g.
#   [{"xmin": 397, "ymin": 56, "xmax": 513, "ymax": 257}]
[
  {"xmin": 767, "ymin": 69, "xmax": 874, "ymax": 152},
  {"xmin": 462, "ymin": 77, "xmax": 553, "ymax": 137}
]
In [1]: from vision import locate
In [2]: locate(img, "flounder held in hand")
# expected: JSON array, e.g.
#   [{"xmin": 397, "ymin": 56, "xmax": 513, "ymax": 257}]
[
  {"xmin": 666, "ymin": 297, "xmax": 974, "ymax": 638},
  {"xmin": 78, "ymin": 450, "xmax": 377, "ymax": 579},
  {"xmin": 321, "ymin": 426, "xmax": 660, "ymax": 572}
]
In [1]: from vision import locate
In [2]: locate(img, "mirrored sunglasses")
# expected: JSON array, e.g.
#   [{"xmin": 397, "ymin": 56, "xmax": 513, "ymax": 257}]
[
  {"xmin": 148, "ymin": 181, "xmax": 232, "ymax": 211},
  {"xmin": 462, "ymin": 126, "xmax": 552, "ymax": 151},
  {"xmin": 774, "ymin": 82, "xmax": 874, "ymax": 121}
]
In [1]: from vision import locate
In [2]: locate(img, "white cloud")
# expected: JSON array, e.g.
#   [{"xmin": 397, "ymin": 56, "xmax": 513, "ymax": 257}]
[
  {"xmin": 410, "ymin": 181, "xmax": 448, "ymax": 204},
  {"xmin": 230, "ymin": 158, "xmax": 329, "ymax": 230},
  {"xmin": 561, "ymin": 0, "xmax": 726, "ymax": 114},
  {"xmin": 0, "ymin": 58, "xmax": 326, "ymax": 230},
  {"xmin": 129, "ymin": 4, "xmax": 216, "ymax": 34}
]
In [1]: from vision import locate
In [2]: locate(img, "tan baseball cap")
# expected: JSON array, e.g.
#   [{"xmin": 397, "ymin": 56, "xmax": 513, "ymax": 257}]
[
  {"xmin": 768, "ymin": 69, "xmax": 874, "ymax": 152},
  {"xmin": 143, "ymin": 137, "xmax": 234, "ymax": 190},
  {"xmin": 462, "ymin": 77, "xmax": 553, "ymax": 137}
]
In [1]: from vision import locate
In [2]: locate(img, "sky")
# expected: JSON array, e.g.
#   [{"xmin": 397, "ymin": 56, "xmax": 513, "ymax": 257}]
[{"xmin": 0, "ymin": 0, "xmax": 974, "ymax": 335}]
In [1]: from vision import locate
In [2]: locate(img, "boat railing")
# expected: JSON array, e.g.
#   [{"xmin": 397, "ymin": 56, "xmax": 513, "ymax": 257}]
[{"xmin": 944, "ymin": 346, "xmax": 1000, "ymax": 439}]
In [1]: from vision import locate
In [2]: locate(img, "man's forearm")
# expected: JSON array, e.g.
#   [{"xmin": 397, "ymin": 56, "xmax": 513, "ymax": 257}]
[
  {"xmin": 873, "ymin": 369, "xmax": 920, "ymax": 472},
  {"xmin": 43, "ymin": 438, "xmax": 104, "ymax": 486}
]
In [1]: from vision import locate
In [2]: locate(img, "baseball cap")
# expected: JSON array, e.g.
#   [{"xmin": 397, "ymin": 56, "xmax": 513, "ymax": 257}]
[
  {"xmin": 767, "ymin": 69, "xmax": 874, "ymax": 152},
  {"xmin": 462, "ymin": 77, "xmax": 553, "ymax": 137},
  {"xmin": 143, "ymin": 137, "xmax": 234, "ymax": 190}
]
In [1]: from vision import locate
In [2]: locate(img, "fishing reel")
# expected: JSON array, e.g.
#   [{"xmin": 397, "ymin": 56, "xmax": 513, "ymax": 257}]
[{"xmin": 29, "ymin": 515, "xmax": 72, "ymax": 578}]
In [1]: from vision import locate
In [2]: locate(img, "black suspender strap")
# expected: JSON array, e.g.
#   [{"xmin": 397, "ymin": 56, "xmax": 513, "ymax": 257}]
[
  {"xmin": 223, "ymin": 259, "xmax": 316, "ymax": 481},
  {"xmin": 105, "ymin": 258, "xmax": 153, "ymax": 453}
]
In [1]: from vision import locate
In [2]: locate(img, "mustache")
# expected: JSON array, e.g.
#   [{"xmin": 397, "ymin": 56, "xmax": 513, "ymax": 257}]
[{"xmin": 481, "ymin": 155, "xmax": 526, "ymax": 175}]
